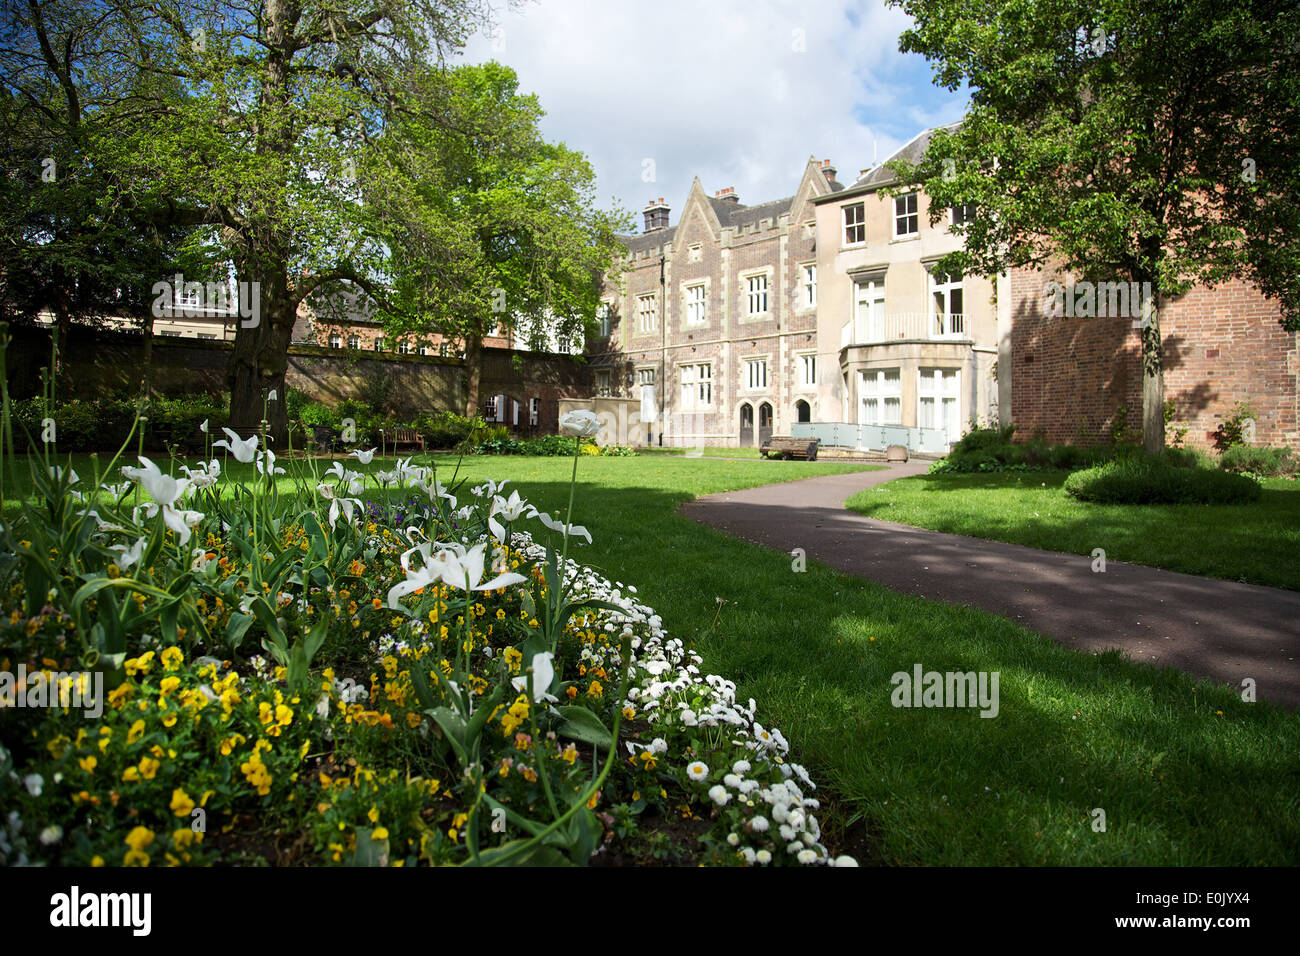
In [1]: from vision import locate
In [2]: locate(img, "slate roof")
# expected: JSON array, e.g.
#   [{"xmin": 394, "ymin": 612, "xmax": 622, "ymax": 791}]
[
  {"xmin": 617, "ymin": 161, "xmax": 847, "ymax": 253},
  {"xmin": 849, "ymin": 122, "xmax": 963, "ymax": 191}
]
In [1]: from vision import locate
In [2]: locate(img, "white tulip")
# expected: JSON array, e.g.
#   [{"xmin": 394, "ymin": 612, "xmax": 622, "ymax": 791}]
[
  {"xmin": 558, "ymin": 409, "xmax": 599, "ymax": 438},
  {"xmin": 212, "ymin": 427, "xmax": 258, "ymax": 463}
]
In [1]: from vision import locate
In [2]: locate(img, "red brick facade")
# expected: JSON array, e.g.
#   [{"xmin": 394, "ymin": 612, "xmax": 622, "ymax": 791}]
[{"xmin": 1009, "ymin": 266, "xmax": 1299, "ymax": 450}]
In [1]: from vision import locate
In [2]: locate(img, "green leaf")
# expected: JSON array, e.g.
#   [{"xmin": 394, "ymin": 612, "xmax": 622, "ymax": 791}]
[
  {"xmin": 554, "ymin": 705, "xmax": 612, "ymax": 749},
  {"xmin": 224, "ymin": 611, "xmax": 254, "ymax": 651},
  {"xmin": 473, "ymin": 838, "xmax": 572, "ymax": 868},
  {"xmin": 350, "ymin": 826, "xmax": 390, "ymax": 867}
]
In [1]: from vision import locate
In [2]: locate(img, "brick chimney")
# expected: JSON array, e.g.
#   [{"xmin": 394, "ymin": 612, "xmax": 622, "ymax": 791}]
[
  {"xmin": 819, "ymin": 158, "xmax": 837, "ymax": 183},
  {"xmin": 643, "ymin": 197, "xmax": 670, "ymax": 233},
  {"xmin": 714, "ymin": 186, "xmax": 740, "ymax": 205}
]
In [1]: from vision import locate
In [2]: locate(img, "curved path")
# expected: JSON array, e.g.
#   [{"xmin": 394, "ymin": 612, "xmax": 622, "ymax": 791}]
[{"xmin": 681, "ymin": 462, "xmax": 1300, "ymax": 710}]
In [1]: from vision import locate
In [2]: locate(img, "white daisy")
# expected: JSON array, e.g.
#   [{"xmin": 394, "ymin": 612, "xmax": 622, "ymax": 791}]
[{"xmin": 686, "ymin": 761, "xmax": 708, "ymax": 781}]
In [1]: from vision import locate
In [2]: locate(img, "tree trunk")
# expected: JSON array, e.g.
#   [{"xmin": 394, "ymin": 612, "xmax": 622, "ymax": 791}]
[
  {"xmin": 226, "ymin": 271, "xmax": 293, "ymax": 449},
  {"xmin": 140, "ymin": 312, "xmax": 153, "ymax": 400},
  {"xmin": 463, "ymin": 330, "xmax": 483, "ymax": 418},
  {"xmin": 1140, "ymin": 293, "xmax": 1165, "ymax": 454}
]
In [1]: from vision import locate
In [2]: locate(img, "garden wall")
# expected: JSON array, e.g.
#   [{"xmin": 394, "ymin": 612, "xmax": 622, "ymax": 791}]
[
  {"xmin": 1008, "ymin": 269, "xmax": 1299, "ymax": 450},
  {"xmin": 4, "ymin": 325, "xmax": 592, "ymax": 425}
]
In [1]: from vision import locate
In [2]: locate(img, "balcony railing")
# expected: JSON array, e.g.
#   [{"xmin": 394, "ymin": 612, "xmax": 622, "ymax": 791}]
[
  {"xmin": 792, "ymin": 421, "xmax": 953, "ymax": 454},
  {"xmin": 841, "ymin": 312, "xmax": 966, "ymax": 347}
]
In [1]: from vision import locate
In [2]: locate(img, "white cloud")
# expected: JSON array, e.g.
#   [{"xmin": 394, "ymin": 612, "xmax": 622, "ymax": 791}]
[{"xmin": 458, "ymin": 0, "xmax": 965, "ymax": 230}]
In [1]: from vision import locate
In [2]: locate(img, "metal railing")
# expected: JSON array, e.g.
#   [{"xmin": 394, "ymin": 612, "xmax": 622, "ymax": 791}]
[
  {"xmin": 791, "ymin": 421, "xmax": 952, "ymax": 454},
  {"xmin": 840, "ymin": 312, "xmax": 966, "ymax": 347}
]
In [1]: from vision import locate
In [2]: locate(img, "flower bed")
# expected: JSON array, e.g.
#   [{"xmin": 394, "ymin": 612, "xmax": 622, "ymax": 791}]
[{"xmin": 0, "ymin": 414, "xmax": 857, "ymax": 867}]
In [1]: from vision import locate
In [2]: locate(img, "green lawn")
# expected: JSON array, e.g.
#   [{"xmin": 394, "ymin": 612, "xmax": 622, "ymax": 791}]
[
  {"xmin": 637, "ymin": 445, "xmax": 765, "ymax": 459},
  {"xmin": 844, "ymin": 469, "xmax": 1300, "ymax": 591},
  {"xmin": 5, "ymin": 452, "xmax": 1298, "ymax": 864}
]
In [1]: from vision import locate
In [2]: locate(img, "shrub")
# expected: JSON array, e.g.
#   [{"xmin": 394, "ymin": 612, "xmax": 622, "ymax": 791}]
[
  {"xmin": 1064, "ymin": 457, "xmax": 1261, "ymax": 505},
  {"xmin": 9, "ymin": 394, "xmax": 226, "ymax": 452},
  {"xmin": 931, "ymin": 424, "xmax": 1103, "ymax": 474},
  {"xmin": 1210, "ymin": 401, "xmax": 1258, "ymax": 452},
  {"xmin": 415, "ymin": 410, "xmax": 480, "ymax": 449},
  {"xmin": 1219, "ymin": 444, "xmax": 1297, "ymax": 477},
  {"xmin": 1159, "ymin": 446, "xmax": 1216, "ymax": 470}
]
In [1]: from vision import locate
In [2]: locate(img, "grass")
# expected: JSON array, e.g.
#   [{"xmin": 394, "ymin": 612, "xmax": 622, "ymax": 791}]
[
  {"xmin": 6, "ymin": 451, "xmax": 1299, "ymax": 864},
  {"xmin": 845, "ymin": 469, "xmax": 1300, "ymax": 591},
  {"xmin": 636, "ymin": 445, "xmax": 765, "ymax": 459}
]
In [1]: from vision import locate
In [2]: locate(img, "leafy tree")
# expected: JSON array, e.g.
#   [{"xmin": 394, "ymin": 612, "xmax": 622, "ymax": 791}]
[
  {"xmin": 887, "ymin": 0, "xmax": 1300, "ymax": 451},
  {"xmin": 367, "ymin": 61, "xmax": 630, "ymax": 416},
  {"xmin": 0, "ymin": 0, "xmax": 203, "ymax": 394}
]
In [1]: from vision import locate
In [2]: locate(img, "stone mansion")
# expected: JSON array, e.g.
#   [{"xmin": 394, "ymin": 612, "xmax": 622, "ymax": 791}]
[
  {"xmin": 592, "ymin": 126, "xmax": 1003, "ymax": 450},
  {"xmin": 592, "ymin": 125, "xmax": 1297, "ymax": 453}
]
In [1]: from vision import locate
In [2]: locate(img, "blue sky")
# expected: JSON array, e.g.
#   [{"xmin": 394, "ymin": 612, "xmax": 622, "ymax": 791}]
[{"xmin": 457, "ymin": 0, "xmax": 967, "ymax": 232}]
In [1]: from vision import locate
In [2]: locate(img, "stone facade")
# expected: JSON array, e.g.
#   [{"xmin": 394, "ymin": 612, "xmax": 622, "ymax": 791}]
[
  {"xmin": 811, "ymin": 127, "xmax": 1001, "ymax": 446},
  {"xmin": 593, "ymin": 159, "xmax": 841, "ymax": 447}
]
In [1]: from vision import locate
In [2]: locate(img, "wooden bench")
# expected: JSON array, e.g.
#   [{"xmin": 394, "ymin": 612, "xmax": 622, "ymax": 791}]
[
  {"xmin": 380, "ymin": 427, "xmax": 426, "ymax": 454},
  {"xmin": 761, "ymin": 436, "xmax": 819, "ymax": 460}
]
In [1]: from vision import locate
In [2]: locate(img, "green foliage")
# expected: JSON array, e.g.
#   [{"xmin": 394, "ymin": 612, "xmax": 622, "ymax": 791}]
[
  {"xmin": 458, "ymin": 431, "xmax": 637, "ymax": 457},
  {"xmin": 1064, "ymin": 457, "xmax": 1261, "ymax": 505},
  {"xmin": 10, "ymin": 394, "xmax": 226, "ymax": 453},
  {"xmin": 1219, "ymin": 444, "xmax": 1297, "ymax": 477},
  {"xmin": 414, "ymin": 410, "xmax": 482, "ymax": 450},
  {"xmin": 930, "ymin": 424, "xmax": 1103, "ymax": 474},
  {"xmin": 372, "ymin": 60, "xmax": 633, "ymax": 413},
  {"xmin": 1210, "ymin": 401, "xmax": 1259, "ymax": 452}
]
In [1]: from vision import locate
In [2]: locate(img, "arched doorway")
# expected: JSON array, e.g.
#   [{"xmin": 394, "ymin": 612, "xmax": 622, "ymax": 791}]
[
  {"xmin": 739, "ymin": 403, "xmax": 754, "ymax": 446},
  {"xmin": 795, "ymin": 400, "xmax": 811, "ymax": 423},
  {"xmin": 759, "ymin": 402, "xmax": 773, "ymax": 445}
]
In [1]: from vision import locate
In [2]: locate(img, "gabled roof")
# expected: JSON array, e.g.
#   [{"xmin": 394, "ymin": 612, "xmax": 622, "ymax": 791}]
[
  {"xmin": 813, "ymin": 122, "xmax": 963, "ymax": 203},
  {"xmin": 617, "ymin": 157, "xmax": 838, "ymax": 254}
]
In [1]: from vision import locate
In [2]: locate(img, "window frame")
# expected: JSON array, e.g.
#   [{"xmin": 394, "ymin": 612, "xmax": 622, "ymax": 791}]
[
  {"xmin": 894, "ymin": 192, "xmax": 919, "ymax": 237},
  {"xmin": 636, "ymin": 293, "xmax": 657, "ymax": 334},
  {"xmin": 843, "ymin": 203, "xmax": 866, "ymax": 245}
]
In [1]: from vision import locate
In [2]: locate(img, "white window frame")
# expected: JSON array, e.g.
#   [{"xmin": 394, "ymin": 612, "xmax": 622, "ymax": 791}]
[
  {"xmin": 398, "ymin": 341, "xmax": 413, "ymax": 355},
  {"xmin": 636, "ymin": 367, "xmax": 656, "ymax": 386},
  {"xmin": 843, "ymin": 203, "xmax": 865, "ymax": 245},
  {"xmin": 529, "ymin": 397, "xmax": 539, "ymax": 426},
  {"xmin": 347, "ymin": 335, "xmax": 359, "ymax": 350},
  {"xmin": 798, "ymin": 352, "xmax": 818, "ymax": 389},
  {"xmin": 744, "ymin": 358, "xmax": 769, "ymax": 391},
  {"xmin": 744, "ymin": 272, "xmax": 769, "ymax": 317},
  {"xmin": 894, "ymin": 192, "xmax": 919, "ymax": 237},
  {"xmin": 860, "ymin": 368, "xmax": 902, "ymax": 426},
  {"xmin": 918, "ymin": 367, "xmax": 961, "ymax": 443},
  {"xmin": 801, "ymin": 264, "xmax": 817, "ymax": 309},
  {"xmin": 636, "ymin": 293, "xmax": 657, "ymax": 334},
  {"xmin": 852, "ymin": 275, "xmax": 886, "ymax": 343},
  {"xmin": 685, "ymin": 282, "xmax": 707, "ymax": 326},
  {"xmin": 929, "ymin": 269, "xmax": 965, "ymax": 338},
  {"xmin": 373, "ymin": 337, "xmax": 384, "ymax": 352},
  {"xmin": 949, "ymin": 204, "xmax": 976, "ymax": 227},
  {"xmin": 328, "ymin": 334, "xmax": 342, "ymax": 349},
  {"xmin": 596, "ymin": 370, "xmax": 612, "ymax": 396},
  {"xmin": 598, "ymin": 302, "xmax": 613, "ymax": 338},
  {"xmin": 680, "ymin": 362, "xmax": 713, "ymax": 410}
]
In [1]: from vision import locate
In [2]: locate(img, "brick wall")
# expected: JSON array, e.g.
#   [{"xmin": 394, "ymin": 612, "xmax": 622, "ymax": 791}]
[
  {"xmin": 6, "ymin": 325, "xmax": 591, "ymax": 431},
  {"xmin": 1009, "ymin": 268, "xmax": 1299, "ymax": 449}
]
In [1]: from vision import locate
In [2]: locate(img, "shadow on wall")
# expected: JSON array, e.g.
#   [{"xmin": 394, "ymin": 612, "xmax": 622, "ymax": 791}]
[{"xmin": 1011, "ymin": 280, "xmax": 1194, "ymax": 446}]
